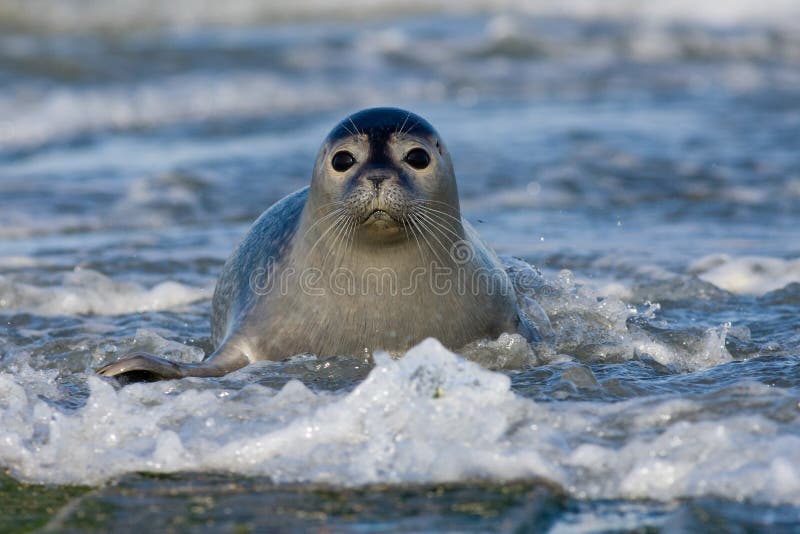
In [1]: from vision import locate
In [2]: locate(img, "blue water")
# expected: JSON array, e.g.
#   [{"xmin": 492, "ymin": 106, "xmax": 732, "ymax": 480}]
[{"xmin": 1, "ymin": 2, "xmax": 799, "ymax": 531}]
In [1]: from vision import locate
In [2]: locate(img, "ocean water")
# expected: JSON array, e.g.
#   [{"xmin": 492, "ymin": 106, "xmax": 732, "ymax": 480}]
[{"xmin": 1, "ymin": 0, "xmax": 800, "ymax": 531}]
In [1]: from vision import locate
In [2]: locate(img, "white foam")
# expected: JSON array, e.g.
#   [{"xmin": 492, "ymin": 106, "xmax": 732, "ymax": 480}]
[
  {"xmin": 0, "ymin": 268, "xmax": 209, "ymax": 316},
  {"xmin": 567, "ymin": 397, "xmax": 800, "ymax": 503},
  {"xmin": 0, "ymin": 4, "xmax": 794, "ymax": 150},
  {"xmin": 0, "ymin": 256, "xmax": 43, "ymax": 268},
  {"xmin": 0, "ymin": 70, "xmax": 447, "ymax": 149},
  {"xmin": 510, "ymin": 265, "xmax": 733, "ymax": 372},
  {"xmin": 0, "ymin": 73, "xmax": 336, "ymax": 149},
  {"xmin": 2, "ymin": 0, "xmax": 798, "ymax": 32},
  {"xmin": 1, "ymin": 338, "xmax": 798, "ymax": 506},
  {"xmin": 690, "ymin": 254, "xmax": 800, "ymax": 295}
]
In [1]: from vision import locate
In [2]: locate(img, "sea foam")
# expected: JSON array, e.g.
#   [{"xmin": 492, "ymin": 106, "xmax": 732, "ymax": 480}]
[
  {"xmin": 0, "ymin": 268, "xmax": 209, "ymax": 316},
  {"xmin": 1, "ymin": 338, "xmax": 798, "ymax": 506},
  {"xmin": 690, "ymin": 254, "xmax": 800, "ymax": 296}
]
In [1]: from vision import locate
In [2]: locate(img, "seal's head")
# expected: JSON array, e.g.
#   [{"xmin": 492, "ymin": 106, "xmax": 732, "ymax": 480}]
[{"xmin": 310, "ymin": 108, "xmax": 460, "ymax": 244}]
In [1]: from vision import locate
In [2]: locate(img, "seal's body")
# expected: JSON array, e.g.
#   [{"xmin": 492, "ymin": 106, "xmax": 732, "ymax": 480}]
[{"xmin": 99, "ymin": 108, "xmax": 539, "ymax": 381}]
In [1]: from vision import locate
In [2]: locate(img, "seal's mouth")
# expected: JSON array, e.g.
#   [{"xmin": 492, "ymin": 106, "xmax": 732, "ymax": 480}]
[
  {"xmin": 356, "ymin": 206, "xmax": 406, "ymax": 241},
  {"xmin": 362, "ymin": 209, "xmax": 396, "ymax": 224}
]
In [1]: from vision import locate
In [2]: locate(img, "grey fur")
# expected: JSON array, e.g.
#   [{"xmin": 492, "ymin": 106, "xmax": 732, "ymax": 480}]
[{"xmin": 97, "ymin": 108, "xmax": 540, "ymax": 382}]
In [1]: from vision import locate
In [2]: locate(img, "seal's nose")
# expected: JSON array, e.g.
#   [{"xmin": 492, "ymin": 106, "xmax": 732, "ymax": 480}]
[{"xmin": 366, "ymin": 174, "xmax": 389, "ymax": 190}]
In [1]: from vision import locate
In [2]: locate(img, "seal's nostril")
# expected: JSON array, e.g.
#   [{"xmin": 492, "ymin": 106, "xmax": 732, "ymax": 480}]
[{"xmin": 366, "ymin": 175, "xmax": 388, "ymax": 189}]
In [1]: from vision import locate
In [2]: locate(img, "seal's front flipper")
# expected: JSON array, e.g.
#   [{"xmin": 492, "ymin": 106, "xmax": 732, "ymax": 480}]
[
  {"xmin": 97, "ymin": 352, "xmax": 188, "ymax": 383},
  {"xmin": 96, "ymin": 345, "xmax": 250, "ymax": 384}
]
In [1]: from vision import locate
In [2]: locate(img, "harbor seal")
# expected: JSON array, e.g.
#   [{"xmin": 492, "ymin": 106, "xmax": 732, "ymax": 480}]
[{"xmin": 98, "ymin": 107, "xmax": 541, "ymax": 381}]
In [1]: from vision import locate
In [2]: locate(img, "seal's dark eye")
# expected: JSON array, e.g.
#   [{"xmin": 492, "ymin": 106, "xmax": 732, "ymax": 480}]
[
  {"xmin": 404, "ymin": 148, "xmax": 430, "ymax": 170},
  {"xmin": 332, "ymin": 151, "xmax": 356, "ymax": 172}
]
